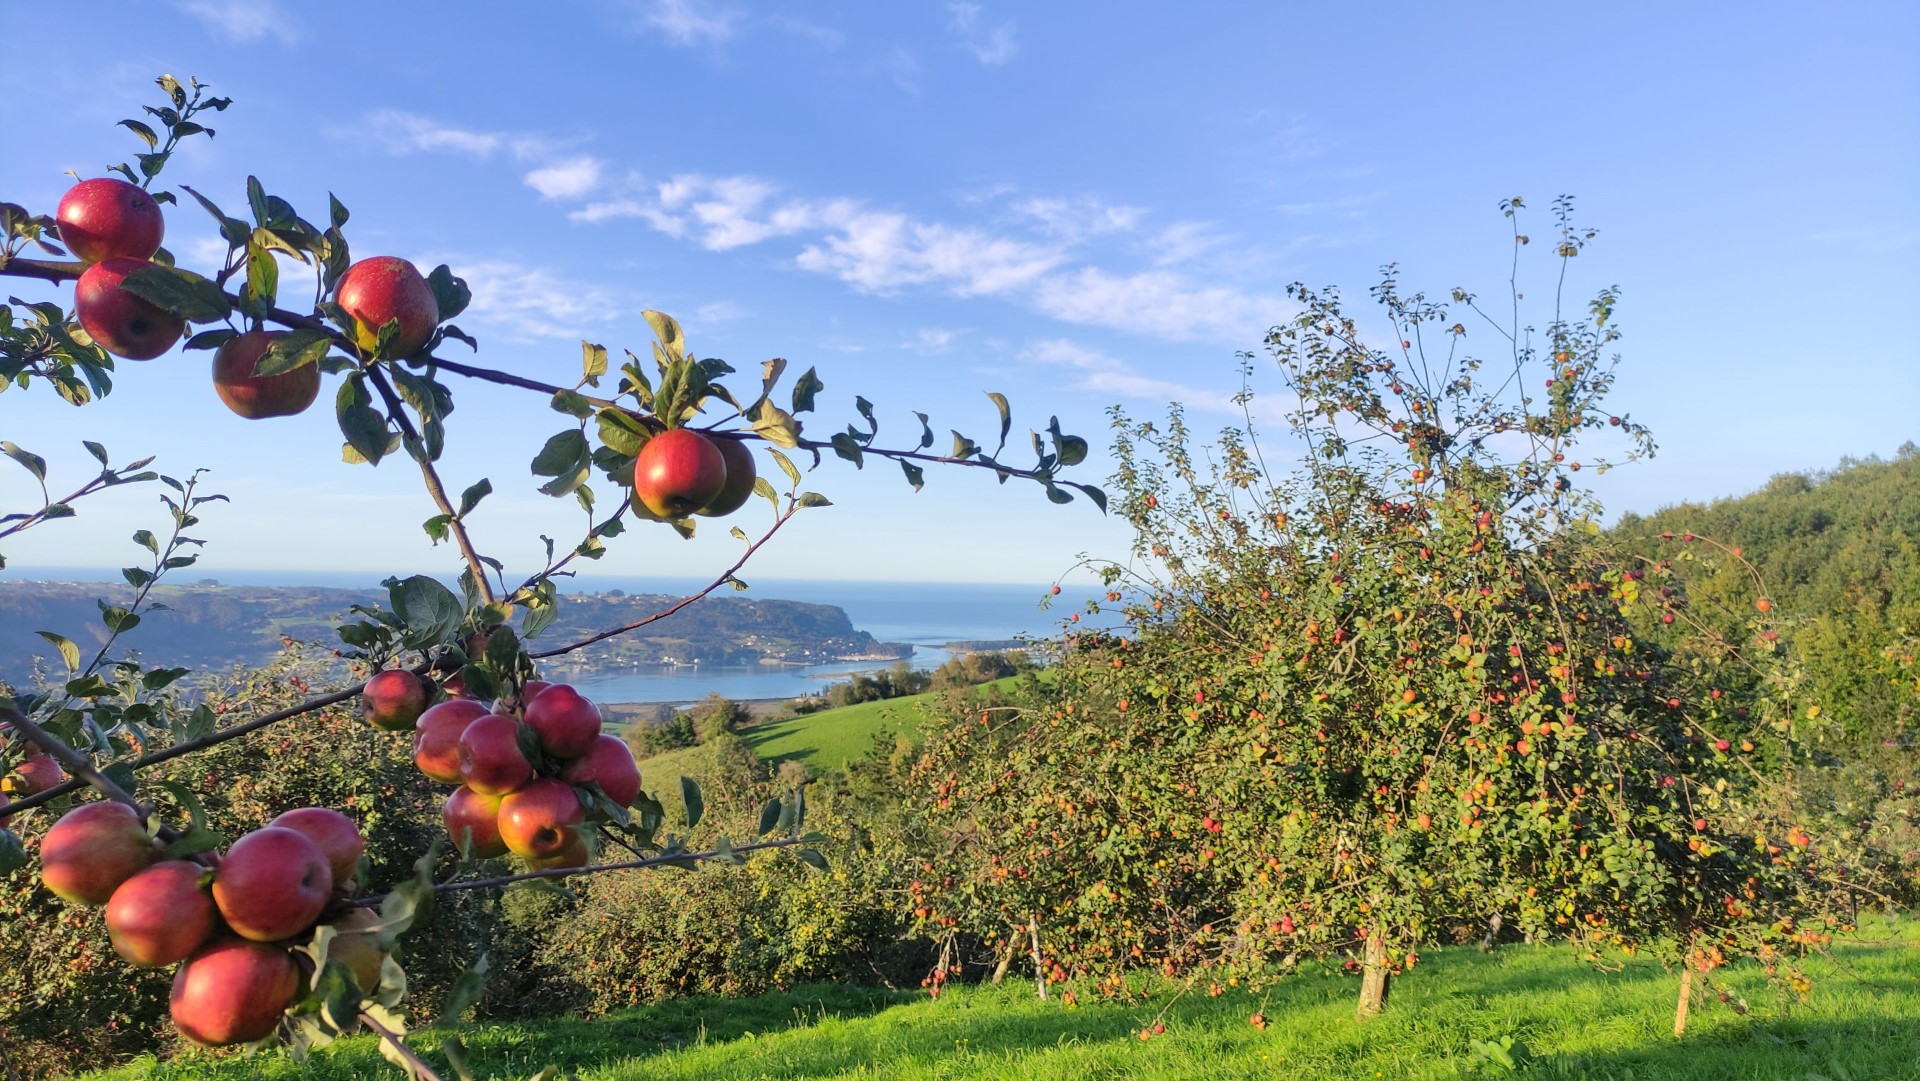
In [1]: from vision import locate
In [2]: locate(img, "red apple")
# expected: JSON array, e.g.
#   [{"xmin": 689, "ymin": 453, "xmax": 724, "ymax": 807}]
[
  {"xmin": 363, "ymin": 669, "xmax": 431, "ymax": 731},
  {"xmin": 335, "ymin": 256, "xmax": 439, "ymax": 357},
  {"xmin": 212, "ymin": 827, "xmax": 332, "ymax": 942},
  {"xmin": 40, "ymin": 801, "xmax": 157, "ymax": 905},
  {"xmin": 56, "ymin": 177, "xmax": 164, "ymax": 263},
  {"xmin": 522, "ymin": 685, "xmax": 601, "ymax": 760},
  {"xmin": 632, "ymin": 428, "xmax": 728, "ymax": 518},
  {"xmin": 497, "ymin": 779, "xmax": 585, "ymax": 858},
  {"xmin": 106, "ymin": 859, "xmax": 217, "ymax": 967},
  {"xmin": 74, "ymin": 257, "xmax": 186, "ymax": 360},
  {"xmin": 696, "ymin": 434, "xmax": 757, "ymax": 517},
  {"xmin": 525, "ymin": 829, "xmax": 590, "ymax": 871},
  {"xmin": 443, "ymin": 785, "xmax": 509, "ymax": 858},
  {"xmin": 459, "ymin": 714, "xmax": 534, "ymax": 796},
  {"xmin": 9, "ymin": 752, "xmax": 66, "ymax": 795},
  {"xmin": 561, "ymin": 734, "xmax": 642, "ymax": 807},
  {"xmin": 414, "ymin": 698, "xmax": 490, "ymax": 783},
  {"xmin": 211, "ymin": 330, "xmax": 321, "ymax": 419},
  {"xmin": 268, "ymin": 807, "xmax": 364, "ymax": 888},
  {"xmin": 170, "ymin": 938, "xmax": 301, "ymax": 1047}
]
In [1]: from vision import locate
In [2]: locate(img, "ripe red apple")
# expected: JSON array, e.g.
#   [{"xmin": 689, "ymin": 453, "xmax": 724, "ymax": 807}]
[
  {"xmin": 414, "ymin": 698, "xmax": 490, "ymax": 783},
  {"xmin": 497, "ymin": 779, "xmax": 585, "ymax": 858},
  {"xmin": 632, "ymin": 428, "xmax": 728, "ymax": 518},
  {"xmin": 9, "ymin": 752, "xmax": 66, "ymax": 795},
  {"xmin": 170, "ymin": 938, "xmax": 302, "ymax": 1047},
  {"xmin": 522, "ymin": 684, "xmax": 601, "ymax": 760},
  {"xmin": 335, "ymin": 256, "xmax": 439, "ymax": 357},
  {"xmin": 695, "ymin": 434, "xmax": 757, "ymax": 517},
  {"xmin": 212, "ymin": 826, "xmax": 332, "ymax": 942},
  {"xmin": 269, "ymin": 807, "xmax": 365, "ymax": 888},
  {"xmin": 41, "ymin": 801, "xmax": 157, "ymax": 905},
  {"xmin": 363, "ymin": 669, "xmax": 431, "ymax": 731},
  {"xmin": 325, "ymin": 907, "xmax": 389, "ymax": 994},
  {"xmin": 211, "ymin": 330, "xmax": 321, "ymax": 419},
  {"xmin": 560, "ymin": 734, "xmax": 642, "ymax": 807},
  {"xmin": 74, "ymin": 257, "xmax": 186, "ymax": 360},
  {"xmin": 105, "ymin": 859, "xmax": 217, "ymax": 967},
  {"xmin": 459, "ymin": 714, "xmax": 534, "ymax": 796},
  {"xmin": 525, "ymin": 829, "xmax": 590, "ymax": 871},
  {"xmin": 443, "ymin": 785, "xmax": 509, "ymax": 858},
  {"xmin": 56, "ymin": 177, "xmax": 164, "ymax": 263}
]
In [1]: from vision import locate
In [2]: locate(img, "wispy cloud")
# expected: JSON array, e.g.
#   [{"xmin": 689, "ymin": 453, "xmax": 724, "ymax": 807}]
[
  {"xmin": 904, "ymin": 327, "xmax": 960, "ymax": 354},
  {"xmin": 630, "ymin": 0, "xmax": 741, "ymax": 45},
  {"xmin": 176, "ymin": 0, "xmax": 301, "ymax": 44},
  {"xmin": 358, "ymin": 111, "xmax": 552, "ymax": 161},
  {"xmin": 946, "ymin": 2, "xmax": 1019, "ymax": 65},
  {"xmin": 524, "ymin": 157, "xmax": 607, "ymax": 200},
  {"xmin": 1030, "ymin": 339, "xmax": 1236, "ymax": 412},
  {"xmin": 446, "ymin": 259, "xmax": 625, "ymax": 343},
  {"xmin": 1032, "ymin": 268, "xmax": 1281, "ymax": 344},
  {"xmin": 1014, "ymin": 196, "xmax": 1144, "ymax": 241}
]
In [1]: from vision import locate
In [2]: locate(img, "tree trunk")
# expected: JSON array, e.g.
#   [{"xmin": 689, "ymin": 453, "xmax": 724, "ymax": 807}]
[
  {"xmin": 1673, "ymin": 966, "xmax": 1693, "ymax": 1038},
  {"xmin": 1356, "ymin": 932, "xmax": 1391, "ymax": 1018},
  {"xmin": 1029, "ymin": 913, "xmax": 1049, "ymax": 1001},
  {"xmin": 990, "ymin": 934, "xmax": 1016, "ymax": 986},
  {"xmin": 1479, "ymin": 912, "xmax": 1503, "ymax": 953}
]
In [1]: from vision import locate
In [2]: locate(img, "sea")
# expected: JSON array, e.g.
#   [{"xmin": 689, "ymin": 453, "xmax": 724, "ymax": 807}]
[{"xmin": 16, "ymin": 567, "xmax": 1116, "ymax": 706}]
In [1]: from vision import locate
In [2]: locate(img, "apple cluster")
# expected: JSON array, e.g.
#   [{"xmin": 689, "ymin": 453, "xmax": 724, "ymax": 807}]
[
  {"xmin": 53, "ymin": 177, "xmax": 440, "ymax": 421},
  {"xmin": 632, "ymin": 428, "xmax": 757, "ymax": 521},
  {"xmin": 361, "ymin": 670, "xmax": 641, "ymax": 868},
  {"xmin": 36, "ymin": 798, "xmax": 384, "ymax": 1047}
]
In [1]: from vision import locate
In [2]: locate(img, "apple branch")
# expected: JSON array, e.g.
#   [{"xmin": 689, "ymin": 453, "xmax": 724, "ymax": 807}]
[
  {"xmin": 360, "ymin": 364, "xmax": 497, "ymax": 606},
  {"xmin": 356, "ymin": 1008, "xmax": 446, "ymax": 1081},
  {"xmin": 348, "ymin": 836, "xmax": 808, "ymax": 908}
]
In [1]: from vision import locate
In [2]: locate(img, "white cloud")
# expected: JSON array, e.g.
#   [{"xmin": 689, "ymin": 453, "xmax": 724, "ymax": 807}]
[
  {"xmin": 1032, "ymin": 268, "xmax": 1282, "ymax": 345},
  {"xmin": 176, "ymin": 0, "xmax": 300, "ymax": 44},
  {"xmin": 1015, "ymin": 196, "xmax": 1144, "ymax": 241},
  {"xmin": 524, "ymin": 157, "xmax": 606, "ymax": 200},
  {"xmin": 798, "ymin": 212, "xmax": 1064, "ymax": 296},
  {"xmin": 1275, "ymin": 192, "xmax": 1382, "ymax": 218},
  {"xmin": 1030, "ymin": 339, "xmax": 1237, "ymax": 412},
  {"xmin": 946, "ymin": 2, "xmax": 1019, "ymax": 65},
  {"xmin": 358, "ymin": 111, "xmax": 552, "ymax": 161},
  {"xmin": 1148, "ymin": 221, "xmax": 1228, "ymax": 266},
  {"xmin": 632, "ymin": 0, "xmax": 741, "ymax": 45},
  {"xmin": 447, "ymin": 259, "xmax": 625, "ymax": 343},
  {"xmin": 694, "ymin": 299, "xmax": 747, "ymax": 323},
  {"xmin": 904, "ymin": 327, "xmax": 959, "ymax": 353}
]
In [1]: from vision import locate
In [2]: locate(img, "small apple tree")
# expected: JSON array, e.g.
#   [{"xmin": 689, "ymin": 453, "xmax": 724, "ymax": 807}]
[
  {"xmin": 911, "ymin": 197, "xmax": 1868, "ymax": 1033},
  {"xmin": 0, "ymin": 75, "xmax": 1104, "ymax": 1075}
]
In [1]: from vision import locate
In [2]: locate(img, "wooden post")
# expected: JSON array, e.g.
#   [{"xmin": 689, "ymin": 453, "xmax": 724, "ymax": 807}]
[
  {"xmin": 1673, "ymin": 967, "xmax": 1693, "ymax": 1038},
  {"xmin": 1356, "ymin": 932, "xmax": 1391, "ymax": 1018},
  {"xmin": 1029, "ymin": 913, "xmax": 1049, "ymax": 1001}
]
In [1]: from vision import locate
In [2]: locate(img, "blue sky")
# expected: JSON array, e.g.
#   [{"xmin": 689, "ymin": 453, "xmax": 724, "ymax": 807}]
[{"xmin": 1, "ymin": 1, "xmax": 1914, "ymax": 587}]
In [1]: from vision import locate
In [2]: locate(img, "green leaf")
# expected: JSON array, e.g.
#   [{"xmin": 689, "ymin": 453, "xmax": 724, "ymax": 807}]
[
  {"xmin": 252, "ymin": 328, "xmax": 331, "ymax": 377},
  {"xmin": 120, "ymin": 265, "xmax": 232, "ymax": 323},
  {"xmin": 796, "ymin": 492, "xmax": 832, "ymax": 508},
  {"xmin": 245, "ymin": 175, "xmax": 270, "ymax": 226},
  {"xmin": 681, "ymin": 776, "xmax": 704, "ymax": 829},
  {"xmin": 949, "ymin": 431, "xmax": 978, "ymax": 460},
  {"xmin": 750, "ymin": 403, "xmax": 801, "ymax": 448},
  {"xmin": 530, "ymin": 429, "xmax": 591, "ymax": 498},
  {"xmin": 986, "ymin": 391, "xmax": 1012, "ymax": 449},
  {"xmin": 550, "ymin": 389, "xmax": 594, "ymax": 418},
  {"xmin": 643, "ymin": 310, "xmax": 684, "ymax": 354},
  {"xmin": 752, "ymin": 477, "xmax": 778, "ymax": 511},
  {"xmin": 458, "ymin": 478, "xmax": 492, "ymax": 517},
  {"xmin": 119, "ymin": 118, "xmax": 160, "ymax": 148},
  {"xmin": 914, "ymin": 411, "xmax": 933, "ymax": 450},
  {"xmin": 790, "ymin": 366, "xmax": 823, "ymax": 413},
  {"xmin": 2, "ymin": 441, "xmax": 46, "ymax": 482},
  {"xmin": 899, "ymin": 459, "xmax": 925, "ymax": 492},
  {"xmin": 184, "ymin": 328, "xmax": 239, "ymax": 351},
  {"xmin": 427, "ymin": 264, "xmax": 471, "ymax": 321},
  {"xmin": 99, "ymin": 604, "xmax": 141, "ymax": 633},
  {"xmin": 581, "ymin": 341, "xmax": 608, "ymax": 385},
  {"xmin": 34, "ymin": 631, "xmax": 80, "ymax": 674},
  {"xmin": 596, "ymin": 409, "xmax": 650, "ymax": 457},
  {"xmin": 796, "ymin": 848, "xmax": 830, "ymax": 871},
  {"xmin": 336, "ymin": 374, "xmax": 391, "ymax": 466},
  {"xmin": 0, "ymin": 830, "xmax": 28, "ymax": 876},
  {"xmin": 757, "ymin": 798, "xmax": 783, "ymax": 838},
  {"xmin": 161, "ymin": 824, "xmax": 224, "ymax": 860},
  {"xmin": 829, "ymin": 432, "xmax": 864, "ymax": 468}
]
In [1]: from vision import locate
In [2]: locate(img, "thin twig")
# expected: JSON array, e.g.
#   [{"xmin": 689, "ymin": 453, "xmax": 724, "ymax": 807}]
[{"xmin": 356, "ymin": 1009, "xmax": 446, "ymax": 1081}]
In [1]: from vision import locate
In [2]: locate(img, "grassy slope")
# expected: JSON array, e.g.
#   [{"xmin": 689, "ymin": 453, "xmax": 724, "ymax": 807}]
[{"xmin": 90, "ymin": 923, "xmax": 1918, "ymax": 1080}]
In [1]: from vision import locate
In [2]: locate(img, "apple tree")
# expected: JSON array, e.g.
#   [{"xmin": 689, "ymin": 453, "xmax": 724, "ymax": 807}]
[
  {"xmin": 910, "ymin": 197, "xmax": 1870, "ymax": 1033},
  {"xmin": 0, "ymin": 75, "xmax": 1103, "ymax": 1075}
]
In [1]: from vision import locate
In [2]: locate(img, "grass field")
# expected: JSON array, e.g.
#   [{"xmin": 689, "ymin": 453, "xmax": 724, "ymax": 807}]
[{"xmin": 88, "ymin": 922, "xmax": 1919, "ymax": 1080}]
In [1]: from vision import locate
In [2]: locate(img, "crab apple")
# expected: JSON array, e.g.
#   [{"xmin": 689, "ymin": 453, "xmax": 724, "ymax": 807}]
[
  {"xmin": 325, "ymin": 907, "xmax": 390, "ymax": 994},
  {"xmin": 170, "ymin": 938, "xmax": 302, "ymax": 1047},
  {"xmin": 560, "ymin": 734, "xmax": 642, "ymax": 807},
  {"xmin": 458, "ymin": 713, "xmax": 534, "ymax": 796},
  {"xmin": 414, "ymin": 698, "xmax": 490, "ymax": 783},
  {"xmin": 525, "ymin": 828, "xmax": 590, "ymax": 871},
  {"xmin": 105, "ymin": 859, "xmax": 217, "ymax": 967},
  {"xmin": 212, "ymin": 827, "xmax": 332, "ymax": 942},
  {"xmin": 695, "ymin": 434, "xmax": 757, "ymax": 517},
  {"xmin": 73, "ymin": 257, "xmax": 186, "ymax": 360},
  {"xmin": 335, "ymin": 256, "xmax": 439, "ymax": 357},
  {"xmin": 56, "ymin": 177, "xmax": 164, "ymax": 263},
  {"xmin": 522, "ymin": 684, "xmax": 601, "ymax": 760},
  {"xmin": 497, "ymin": 778, "xmax": 585, "ymax": 859},
  {"xmin": 633, "ymin": 428, "xmax": 728, "ymax": 518},
  {"xmin": 41, "ymin": 801, "xmax": 157, "ymax": 905},
  {"xmin": 8, "ymin": 752, "xmax": 66, "ymax": 794},
  {"xmin": 210, "ymin": 330, "xmax": 321, "ymax": 418},
  {"xmin": 443, "ymin": 785, "xmax": 509, "ymax": 858},
  {"xmin": 268, "ymin": 807, "xmax": 364, "ymax": 888},
  {"xmin": 363, "ymin": 668, "xmax": 431, "ymax": 731}
]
